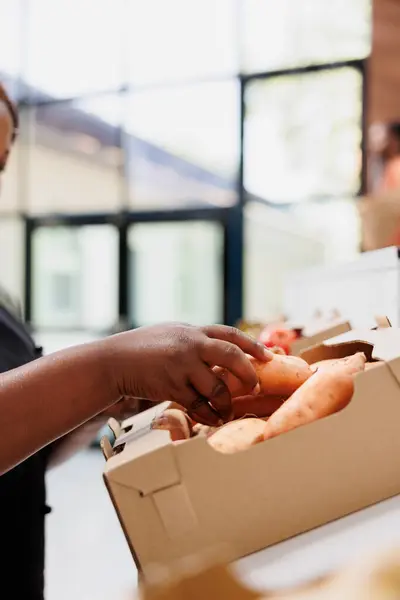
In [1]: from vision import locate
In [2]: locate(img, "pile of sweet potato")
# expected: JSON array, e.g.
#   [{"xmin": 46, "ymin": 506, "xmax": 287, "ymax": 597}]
[{"xmin": 152, "ymin": 351, "xmax": 378, "ymax": 454}]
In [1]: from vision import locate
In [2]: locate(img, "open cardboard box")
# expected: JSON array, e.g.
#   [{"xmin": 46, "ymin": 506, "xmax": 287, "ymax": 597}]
[
  {"xmin": 289, "ymin": 318, "xmax": 352, "ymax": 355},
  {"xmin": 102, "ymin": 322, "xmax": 400, "ymax": 578},
  {"xmin": 290, "ymin": 315, "xmax": 391, "ymax": 355},
  {"xmin": 235, "ymin": 314, "xmax": 353, "ymax": 356}
]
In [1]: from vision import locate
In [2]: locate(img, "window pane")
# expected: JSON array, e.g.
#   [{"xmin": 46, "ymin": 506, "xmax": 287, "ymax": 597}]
[
  {"xmin": 0, "ymin": 0, "xmax": 23, "ymax": 98},
  {"xmin": 31, "ymin": 225, "xmax": 119, "ymax": 330},
  {"xmin": 21, "ymin": 95, "xmax": 124, "ymax": 214},
  {"xmin": 244, "ymin": 199, "xmax": 360, "ymax": 321},
  {"xmin": 0, "ymin": 216, "xmax": 24, "ymax": 303},
  {"xmin": 127, "ymin": 0, "xmax": 237, "ymax": 85},
  {"xmin": 128, "ymin": 221, "xmax": 224, "ymax": 326},
  {"xmin": 125, "ymin": 82, "xmax": 239, "ymax": 210},
  {"xmin": 240, "ymin": 0, "xmax": 371, "ymax": 73},
  {"xmin": 25, "ymin": 0, "xmax": 126, "ymax": 98},
  {"xmin": 244, "ymin": 68, "xmax": 362, "ymax": 203}
]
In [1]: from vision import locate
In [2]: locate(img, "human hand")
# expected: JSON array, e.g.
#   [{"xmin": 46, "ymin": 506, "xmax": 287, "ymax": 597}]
[
  {"xmin": 102, "ymin": 396, "xmax": 153, "ymax": 420},
  {"xmin": 102, "ymin": 323, "xmax": 272, "ymax": 425}
]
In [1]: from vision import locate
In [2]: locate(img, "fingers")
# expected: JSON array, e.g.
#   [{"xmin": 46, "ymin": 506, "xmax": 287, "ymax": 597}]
[
  {"xmin": 190, "ymin": 366, "xmax": 233, "ymax": 421},
  {"xmin": 201, "ymin": 339, "xmax": 260, "ymax": 396},
  {"xmin": 183, "ymin": 385, "xmax": 223, "ymax": 427},
  {"xmin": 202, "ymin": 325, "xmax": 272, "ymax": 362}
]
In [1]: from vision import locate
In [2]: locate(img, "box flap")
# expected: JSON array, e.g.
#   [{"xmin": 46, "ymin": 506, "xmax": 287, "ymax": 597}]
[
  {"xmin": 153, "ymin": 484, "xmax": 199, "ymax": 539},
  {"xmin": 119, "ymin": 401, "xmax": 171, "ymax": 436},
  {"xmin": 104, "ymin": 432, "xmax": 179, "ymax": 495},
  {"xmin": 300, "ymin": 329, "xmax": 400, "ymax": 386},
  {"xmin": 291, "ymin": 321, "xmax": 352, "ymax": 355},
  {"xmin": 300, "ymin": 340, "xmax": 375, "ymax": 365}
]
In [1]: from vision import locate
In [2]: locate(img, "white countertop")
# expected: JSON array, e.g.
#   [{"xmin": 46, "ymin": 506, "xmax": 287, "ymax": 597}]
[{"xmin": 235, "ymin": 495, "xmax": 400, "ymax": 592}]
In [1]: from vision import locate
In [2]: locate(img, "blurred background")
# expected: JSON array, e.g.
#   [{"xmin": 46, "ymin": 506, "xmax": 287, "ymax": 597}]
[{"xmin": 1, "ymin": 0, "xmax": 400, "ymax": 598}]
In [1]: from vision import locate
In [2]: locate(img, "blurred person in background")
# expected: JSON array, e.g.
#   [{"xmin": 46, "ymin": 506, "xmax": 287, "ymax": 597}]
[
  {"xmin": 0, "ymin": 82, "xmax": 142, "ymax": 600},
  {"xmin": 366, "ymin": 122, "xmax": 400, "ymax": 248},
  {"xmin": 368, "ymin": 121, "xmax": 400, "ymax": 194}
]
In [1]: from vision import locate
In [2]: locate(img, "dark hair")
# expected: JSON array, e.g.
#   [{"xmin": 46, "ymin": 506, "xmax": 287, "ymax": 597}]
[{"xmin": 0, "ymin": 83, "xmax": 19, "ymax": 141}]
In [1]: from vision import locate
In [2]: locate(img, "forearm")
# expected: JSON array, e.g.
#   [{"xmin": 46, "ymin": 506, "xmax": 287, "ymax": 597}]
[
  {"xmin": 47, "ymin": 417, "xmax": 107, "ymax": 470},
  {"xmin": 0, "ymin": 339, "xmax": 118, "ymax": 474}
]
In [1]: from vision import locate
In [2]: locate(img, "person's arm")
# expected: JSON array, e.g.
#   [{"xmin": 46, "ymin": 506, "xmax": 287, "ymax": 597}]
[
  {"xmin": 46, "ymin": 417, "xmax": 107, "ymax": 469},
  {"xmin": 0, "ymin": 339, "xmax": 118, "ymax": 475},
  {"xmin": 0, "ymin": 324, "xmax": 269, "ymax": 475},
  {"xmin": 46, "ymin": 398, "xmax": 142, "ymax": 470}
]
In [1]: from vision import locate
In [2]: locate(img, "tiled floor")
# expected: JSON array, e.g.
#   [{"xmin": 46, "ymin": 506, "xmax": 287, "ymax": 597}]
[{"xmin": 45, "ymin": 449, "xmax": 138, "ymax": 600}]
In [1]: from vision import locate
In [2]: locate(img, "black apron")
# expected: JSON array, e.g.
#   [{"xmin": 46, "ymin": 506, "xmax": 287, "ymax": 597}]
[{"xmin": 0, "ymin": 307, "xmax": 50, "ymax": 600}]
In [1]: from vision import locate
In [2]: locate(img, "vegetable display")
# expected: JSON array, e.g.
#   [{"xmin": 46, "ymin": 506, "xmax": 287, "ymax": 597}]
[{"xmin": 152, "ymin": 350, "xmax": 372, "ymax": 454}]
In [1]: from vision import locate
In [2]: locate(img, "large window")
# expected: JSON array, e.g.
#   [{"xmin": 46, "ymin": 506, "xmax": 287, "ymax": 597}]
[
  {"xmin": 240, "ymin": 0, "xmax": 371, "ymax": 73},
  {"xmin": 25, "ymin": 0, "xmax": 127, "ymax": 98},
  {"xmin": 128, "ymin": 220, "xmax": 224, "ymax": 326},
  {"xmin": 20, "ymin": 96, "xmax": 124, "ymax": 215},
  {"xmin": 124, "ymin": 82, "xmax": 239, "ymax": 210},
  {"xmin": 0, "ymin": 0, "xmax": 372, "ymax": 344},
  {"xmin": 244, "ymin": 67, "xmax": 363, "ymax": 203},
  {"xmin": 127, "ymin": 0, "xmax": 237, "ymax": 85},
  {"xmin": 31, "ymin": 225, "xmax": 119, "ymax": 331},
  {"xmin": 0, "ymin": 0, "xmax": 24, "ymax": 98}
]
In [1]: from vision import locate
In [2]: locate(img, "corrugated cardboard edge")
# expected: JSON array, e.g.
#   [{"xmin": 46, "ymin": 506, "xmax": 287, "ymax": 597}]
[
  {"xmin": 290, "ymin": 321, "xmax": 352, "ymax": 355},
  {"xmin": 103, "ymin": 471, "xmax": 144, "ymax": 574},
  {"xmin": 292, "ymin": 316, "xmax": 391, "ymax": 356}
]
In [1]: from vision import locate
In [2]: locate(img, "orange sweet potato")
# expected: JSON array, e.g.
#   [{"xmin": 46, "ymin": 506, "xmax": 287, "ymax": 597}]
[
  {"xmin": 192, "ymin": 423, "xmax": 217, "ymax": 438},
  {"xmin": 263, "ymin": 368, "xmax": 354, "ymax": 441},
  {"xmin": 232, "ymin": 394, "xmax": 286, "ymax": 419},
  {"xmin": 208, "ymin": 418, "xmax": 266, "ymax": 454},
  {"xmin": 311, "ymin": 352, "xmax": 366, "ymax": 375},
  {"xmin": 215, "ymin": 354, "xmax": 312, "ymax": 398}
]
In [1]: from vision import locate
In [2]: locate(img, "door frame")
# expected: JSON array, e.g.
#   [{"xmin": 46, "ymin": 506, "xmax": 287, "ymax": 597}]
[{"xmin": 24, "ymin": 205, "xmax": 244, "ymax": 330}]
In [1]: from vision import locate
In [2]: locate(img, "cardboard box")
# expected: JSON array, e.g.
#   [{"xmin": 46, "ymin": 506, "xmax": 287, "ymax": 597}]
[
  {"xmin": 102, "ymin": 327, "xmax": 400, "ymax": 577},
  {"xmin": 289, "ymin": 318, "xmax": 352, "ymax": 355}
]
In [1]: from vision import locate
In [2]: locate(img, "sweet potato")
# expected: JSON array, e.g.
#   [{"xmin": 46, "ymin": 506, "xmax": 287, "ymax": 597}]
[
  {"xmin": 232, "ymin": 394, "xmax": 286, "ymax": 419},
  {"xmin": 215, "ymin": 354, "xmax": 312, "ymax": 398},
  {"xmin": 263, "ymin": 368, "xmax": 354, "ymax": 440},
  {"xmin": 310, "ymin": 352, "xmax": 366, "ymax": 375},
  {"xmin": 192, "ymin": 423, "xmax": 218, "ymax": 438},
  {"xmin": 151, "ymin": 409, "xmax": 194, "ymax": 441},
  {"xmin": 208, "ymin": 418, "xmax": 266, "ymax": 454}
]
